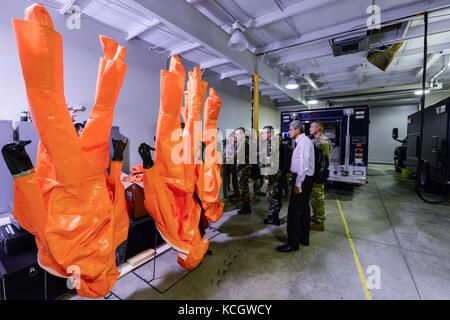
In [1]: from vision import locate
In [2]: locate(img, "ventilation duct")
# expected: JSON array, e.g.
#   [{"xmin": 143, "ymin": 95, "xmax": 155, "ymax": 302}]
[{"xmin": 329, "ymin": 31, "xmax": 369, "ymax": 57}]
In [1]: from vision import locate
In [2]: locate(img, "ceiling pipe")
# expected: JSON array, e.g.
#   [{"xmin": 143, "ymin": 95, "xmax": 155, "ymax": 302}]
[
  {"xmin": 415, "ymin": 51, "xmax": 443, "ymax": 78},
  {"xmin": 329, "ymin": 97, "xmax": 420, "ymax": 105},
  {"xmin": 303, "ymin": 73, "xmax": 319, "ymax": 90},
  {"xmin": 328, "ymin": 92, "xmax": 417, "ymax": 100},
  {"xmin": 59, "ymin": 0, "xmax": 76, "ymax": 14},
  {"xmin": 309, "ymin": 87, "xmax": 431, "ymax": 101},
  {"xmin": 322, "ymin": 95, "xmax": 421, "ymax": 106},
  {"xmin": 430, "ymin": 55, "xmax": 449, "ymax": 87}
]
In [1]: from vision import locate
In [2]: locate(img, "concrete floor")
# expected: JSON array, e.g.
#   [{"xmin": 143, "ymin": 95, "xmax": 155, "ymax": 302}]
[{"xmin": 66, "ymin": 164, "xmax": 450, "ymax": 300}]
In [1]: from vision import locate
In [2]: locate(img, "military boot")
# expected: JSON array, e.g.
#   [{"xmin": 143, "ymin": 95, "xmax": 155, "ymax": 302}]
[
  {"xmin": 264, "ymin": 215, "xmax": 280, "ymax": 226},
  {"xmin": 310, "ymin": 223, "xmax": 325, "ymax": 231},
  {"xmin": 237, "ymin": 204, "xmax": 252, "ymax": 215}
]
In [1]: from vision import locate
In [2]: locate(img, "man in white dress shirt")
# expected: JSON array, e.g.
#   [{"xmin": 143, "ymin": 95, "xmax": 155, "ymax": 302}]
[{"xmin": 277, "ymin": 120, "xmax": 315, "ymax": 252}]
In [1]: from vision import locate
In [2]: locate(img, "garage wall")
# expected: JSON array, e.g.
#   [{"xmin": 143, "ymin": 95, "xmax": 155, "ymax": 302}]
[
  {"xmin": 0, "ymin": 0, "xmax": 277, "ymax": 172},
  {"xmin": 258, "ymin": 101, "xmax": 280, "ymax": 132},
  {"xmin": 368, "ymin": 105, "xmax": 418, "ymax": 164}
]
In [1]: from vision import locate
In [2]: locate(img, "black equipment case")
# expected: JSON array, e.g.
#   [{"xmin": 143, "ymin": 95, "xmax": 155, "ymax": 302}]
[
  {"xmin": 0, "ymin": 249, "xmax": 70, "ymax": 300},
  {"xmin": 0, "ymin": 224, "xmax": 36, "ymax": 256}
]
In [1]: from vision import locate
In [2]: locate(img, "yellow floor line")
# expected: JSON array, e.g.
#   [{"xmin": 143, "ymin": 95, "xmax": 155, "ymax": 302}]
[{"xmin": 336, "ymin": 197, "xmax": 373, "ymax": 300}]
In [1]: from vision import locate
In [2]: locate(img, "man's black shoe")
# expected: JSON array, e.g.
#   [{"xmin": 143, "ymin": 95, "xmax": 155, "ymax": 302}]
[
  {"xmin": 237, "ymin": 206, "xmax": 251, "ymax": 215},
  {"xmin": 236, "ymin": 203, "xmax": 243, "ymax": 210},
  {"xmin": 264, "ymin": 215, "xmax": 280, "ymax": 226},
  {"xmin": 276, "ymin": 244, "xmax": 299, "ymax": 252}
]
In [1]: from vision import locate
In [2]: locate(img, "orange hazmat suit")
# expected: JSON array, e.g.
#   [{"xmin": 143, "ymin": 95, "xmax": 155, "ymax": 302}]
[
  {"xmin": 8, "ymin": 3, "xmax": 128, "ymax": 298},
  {"xmin": 202, "ymin": 88, "xmax": 225, "ymax": 223},
  {"xmin": 141, "ymin": 56, "xmax": 224, "ymax": 270}
]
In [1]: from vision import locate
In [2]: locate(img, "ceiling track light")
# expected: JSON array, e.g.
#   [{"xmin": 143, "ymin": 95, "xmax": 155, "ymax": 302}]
[
  {"xmin": 285, "ymin": 79, "xmax": 299, "ymax": 89},
  {"xmin": 284, "ymin": 64, "xmax": 299, "ymax": 89},
  {"xmin": 228, "ymin": 21, "xmax": 249, "ymax": 52}
]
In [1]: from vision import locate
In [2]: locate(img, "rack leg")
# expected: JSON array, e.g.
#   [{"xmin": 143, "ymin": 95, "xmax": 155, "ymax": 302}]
[
  {"xmin": 44, "ymin": 270, "xmax": 48, "ymax": 300},
  {"xmin": 152, "ymin": 223, "xmax": 158, "ymax": 282}
]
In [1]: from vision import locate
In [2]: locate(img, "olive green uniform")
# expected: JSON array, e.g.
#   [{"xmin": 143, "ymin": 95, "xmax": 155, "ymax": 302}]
[
  {"xmin": 250, "ymin": 136, "xmax": 261, "ymax": 196},
  {"xmin": 311, "ymin": 133, "xmax": 331, "ymax": 224},
  {"xmin": 259, "ymin": 139, "xmax": 282, "ymax": 217},
  {"xmin": 236, "ymin": 137, "xmax": 251, "ymax": 207}
]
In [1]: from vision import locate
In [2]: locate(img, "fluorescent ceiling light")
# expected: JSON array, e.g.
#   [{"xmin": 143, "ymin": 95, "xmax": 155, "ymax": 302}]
[
  {"xmin": 308, "ymin": 100, "xmax": 319, "ymax": 105},
  {"xmin": 285, "ymin": 79, "xmax": 299, "ymax": 89},
  {"xmin": 414, "ymin": 89, "xmax": 430, "ymax": 96}
]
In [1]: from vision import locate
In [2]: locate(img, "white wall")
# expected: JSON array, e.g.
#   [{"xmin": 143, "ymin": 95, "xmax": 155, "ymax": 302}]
[
  {"xmin": 259, "ymin": 101, "xmax": 279, "ymax": 131},
  {"xmin": 0, "ymin": 0, "xmax": 278, "ymax": 173},
  {"xmin": 368, "ymin": 105, "xmax": 418, "ymax": 164}
]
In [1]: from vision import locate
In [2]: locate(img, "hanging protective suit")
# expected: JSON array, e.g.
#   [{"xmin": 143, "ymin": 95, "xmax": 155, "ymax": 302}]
[
  {"xmin": 4, "ymin": 3, "xmax": 129, "ymax": 298},
  {"xmin": 139, "ymin": 56, "xmax": 223, "ymax": 270},
  {"xmin": 201, "ymin": 88, "xmax": 225, "ymax": 223}
]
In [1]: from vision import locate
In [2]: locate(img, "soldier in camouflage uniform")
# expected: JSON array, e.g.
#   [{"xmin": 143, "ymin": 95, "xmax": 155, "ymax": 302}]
[
  {"xmin": 309, "ymin": 120, "xmax": 331, "ymax": 231},
  {"xmin": 224, "ymin": 132, "xmax": 241, "ymax": 201},
  {"xmin": 249, "ymin": 133, "xmax": 262, "ymax": 201},
  {"xmin": 277, "ymin": 133, "xmax": 293, "ymax": 200},
  {"xmin": 235, "ymin": 127, "xmax": 252, "ymax": 214},
  {"xmin": 260, "ymin": 126, "xmax": 282, "ymax": 225}
]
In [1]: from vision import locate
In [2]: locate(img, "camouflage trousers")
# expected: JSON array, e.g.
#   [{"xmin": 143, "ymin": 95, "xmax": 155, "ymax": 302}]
[
  {"xmin": 252, "ymin": 176, "xmax": 262, "ymax": 194},
  {"xmin": 265, "ymin": 172, "xmax": 282, "ymax": 217},
  {"xmin": 310, "ymin": 182, "xmax": 326, "ymax": 224},
  {"xmin": 231, "ymin": 164, "xmax": 240, "ymax": 195},
  {"xmin": 237, "ymin": 164, "xmax": 251, "ymax": 207}
]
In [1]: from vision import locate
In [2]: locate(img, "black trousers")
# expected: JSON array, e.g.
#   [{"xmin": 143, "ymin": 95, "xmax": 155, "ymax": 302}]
[{"xmin": 287, "ymin": 175, "xmax": 314, "ymax": 247}]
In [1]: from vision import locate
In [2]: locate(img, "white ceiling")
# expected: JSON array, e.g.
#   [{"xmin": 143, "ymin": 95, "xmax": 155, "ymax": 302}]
[{"xmin": 45, "ymin": 0, "xmax": 450, "ymax": 107}]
